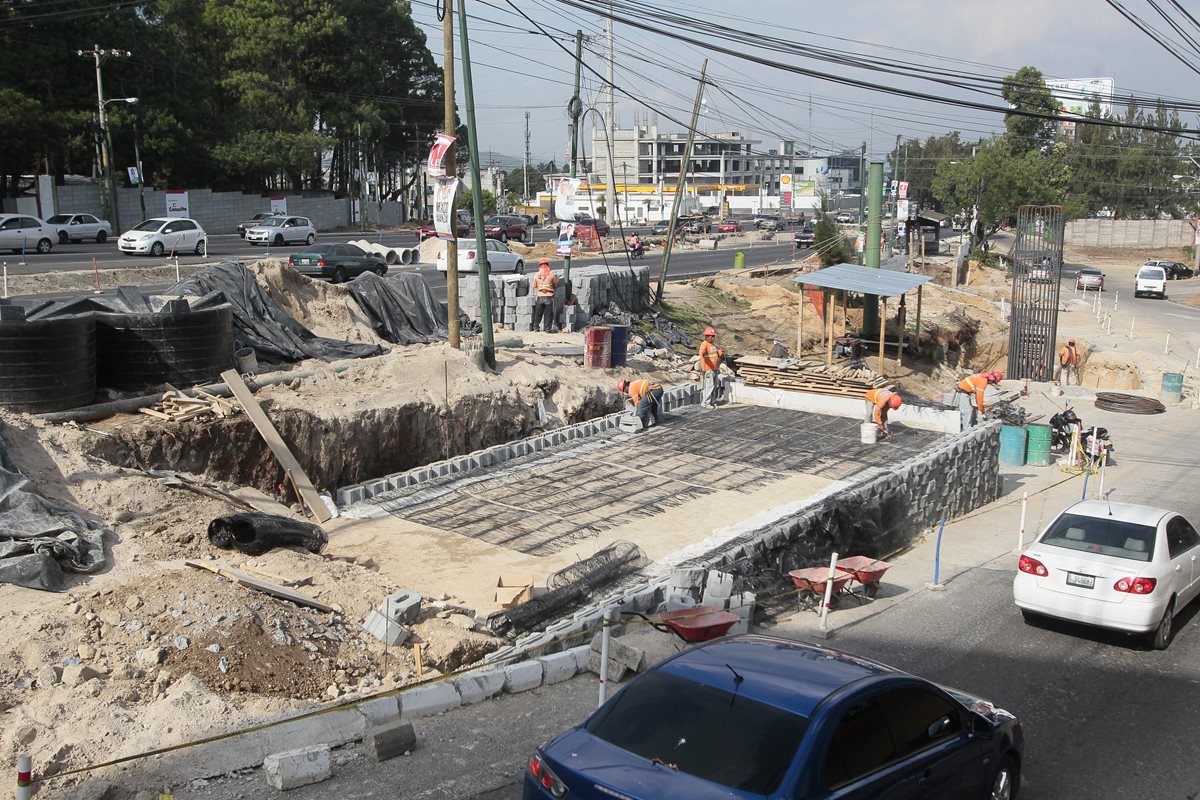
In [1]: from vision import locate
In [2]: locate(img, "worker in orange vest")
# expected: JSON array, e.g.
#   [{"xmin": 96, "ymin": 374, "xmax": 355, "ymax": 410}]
[
  {"xmin": 698, "ymin": 326, "xmax": 725, "ymax": 408},
  {"xmin": 1058, "ymin": 339, "xmax": 1079, "ymax": 386},
  {"xmin": 532, "ymin": 258, "xmax": 558, "ymax": 332},
  {"xmin": 954, "ymin": 370, "xmax": 1003, "ymax": 430},
  {"xmin": 617, "ymin": 378, "xmax": 664, "ymax": 430},
  {"xmin": 864, "ymin": 388, "xmax": 903, "ymax": 437}
]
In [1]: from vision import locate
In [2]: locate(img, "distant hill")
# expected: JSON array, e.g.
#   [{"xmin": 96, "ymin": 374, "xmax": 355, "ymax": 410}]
[{"xmin": 476, "ymin": 151, "xmax": 524, "ymax": 171}]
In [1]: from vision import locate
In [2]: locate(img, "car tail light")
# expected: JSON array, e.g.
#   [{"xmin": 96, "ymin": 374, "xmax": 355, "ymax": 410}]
[
  {"xmin": 1114, "ymin": 576, "xmax": 1157, "ymax": 594},
  {"xmin": 288, "ymin": 255, "xmax": 295, "ymax": 266},
  {"xmin": 317, "ymin": 257, "xmax": 326, "ymax": 267},
  {"xmin": 527, "ymin": 753, "xmax": 568, "ymax": 797},
  {"xmin": 1018, "ymin": 555, "xmax": 1048, "ymax": 576},
  {"xmin": 467, "ymin": 250, "xmax": 476, "ymax": 260}
]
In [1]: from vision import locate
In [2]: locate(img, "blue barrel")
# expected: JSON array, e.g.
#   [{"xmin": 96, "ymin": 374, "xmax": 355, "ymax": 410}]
[
  {"xmin": 1025, "ymin": 423, "xmax": 1053, "ymax": 467},
  {"xmin": 1161, "ymin": 372, "xmax": 1184, "ymax": 404},
  {"xmin": 609, "ymin": 325, "xmax": 629, "ymax": 367},
  {"xmin": 999, "ymin": 425, "xmax": 1028, "ymax": 466}
]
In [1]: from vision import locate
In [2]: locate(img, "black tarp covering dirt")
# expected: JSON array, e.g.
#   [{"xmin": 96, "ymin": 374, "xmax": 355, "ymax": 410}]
[
  {"xmin": 0, "ymin": 420, "xmax": 107, "ymax": 591},
  {"xmin": 343, "ymin": 271, "xmax": 448, "ymax": 345},
  {"xmin": 168, "ymin": 262, "xmax": 382, "ymax": 364},
  {"xmin": 207, "ymin": 512, "xmax": 327, "ymax": 556}
]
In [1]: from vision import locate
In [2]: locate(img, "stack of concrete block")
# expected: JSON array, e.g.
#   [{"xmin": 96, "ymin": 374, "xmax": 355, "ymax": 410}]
[
  {"xmin": 727, "ymin": 591, "xmax": 756, "ymax": 635},
  {"xmin": 667, "ymin": 566, "xmax": 705, "ymax": 606},
  {"xmin": 701, "ymin": 570, "xmax": 735, "ymax": 610},
  {"xmin": 586, "ymin": 631, "xmax": 646, "ymax": 682},
  {"xmin": 458, "ymin": 266, "xmax": 649, "ymax": 332},
  {"xmin": 362, "ymin": 589, "xmax": 422, "ymax": 645},
  {"xmin": 569, "ymin": 265, "xmax": 650, "ymax": 317}
]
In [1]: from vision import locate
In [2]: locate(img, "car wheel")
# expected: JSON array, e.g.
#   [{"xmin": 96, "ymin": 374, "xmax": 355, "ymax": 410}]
[
  {"xmin": 990, "ymin": 756, "xmax": 1018, "ymax": 800},
  {"xmin": 150, "ymin": 241, "xmax": 165, "ymax": 257},
  {"xmin": 57, "ymin": 231, "xmax": 69, "ymax": 244},
  {"xmin": 1019, "ymin": 609, "xmax": 1040, "ymax": 624},
  {"xmin": 522, "ymin": 230, "xmax": 531, "ymax": 243},
  {"xmin": 333, "ymin": 267, "xmax": 347, "ymax": 284},
  {"xmin": 1150, "ymin": 599, "xmax": 1175, "ymax": 650},
  {"xmin": 96, "ymin": 230, "xmax": 107, "ymax": 243},
  {"xmin": 515, "ymin": 260, "xmax": 525, "ymax": 274},
  {"xmin": 36, "ymin": 238, "xmax": 52, "ymax": 254},
  {"xmin": 194, "ymin": 239, "xmax": 205, "ymax": 256},
  {"xmin": 373, "ymin": 264, "xmax": 386, "ymax": 276},
  {"xmin": 499, "ymin": 232, "xmax": 508, "ymax": 243},
  {"xmin": 306, "ymin": 233, "xmax": 316, "ymax": 245},
  {"xmin": 274, "ymin": 234, "xmax": 284, "ymax": 247}
]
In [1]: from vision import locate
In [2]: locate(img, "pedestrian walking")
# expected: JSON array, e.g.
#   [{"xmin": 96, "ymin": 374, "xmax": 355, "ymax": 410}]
[
  {"xmin": 698, "ymin": 326, "xmax": 724, "ymax": 408},
  {"xmin": 1058, "ymin": 339, "xmax": 1079, "ymax": 386}
]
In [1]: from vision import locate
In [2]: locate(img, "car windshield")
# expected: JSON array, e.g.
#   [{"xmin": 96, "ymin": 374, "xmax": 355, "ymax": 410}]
[
  {"xmin": 1039, "ymin": 512, "xmax": 1157, "ymax": 562},
  {"xmin": 47, "ymin": 215, "xmax": 71, "ymax": 224},
  {"xmin": 585, "ymin": 670, "xmax": 807, "ymax": 794},
  {"xmin": 485, "ymin": 217, "xmax": 506, "ymax": 225},
  {"xmin": 1080, "ymin": 269, "xmax": 1101, "ymax": 276},
  {"xmin": 305, "ymin": 244, "xmax": 335, "ymax": 254},
  {"xmin": 259, "ymin": 217, "xmax": 285, "ymax": 227},
  {"xmin": 132, "ymin": 219, "xmax": 167, "ymax": 232}
]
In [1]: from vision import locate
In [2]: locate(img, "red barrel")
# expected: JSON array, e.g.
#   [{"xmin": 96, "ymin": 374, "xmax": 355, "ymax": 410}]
[{"xmin": 584, "ymin": 325, "xmax": 612, "ymax": 368}]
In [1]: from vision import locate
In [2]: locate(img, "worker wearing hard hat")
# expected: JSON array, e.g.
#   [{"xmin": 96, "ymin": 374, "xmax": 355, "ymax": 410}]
[
  {"xmin": 1058, "ymin": 339, "xmax": 1079, "ymax": 386},
  {"xmin": 617, "ymin": 378, "xmax": 664, "ymax": 430},
  {"xmin": 698, "ymin": 326, "xmax": 725, "ymax": 408},
  {"xmin": 532, "ymin": 258, "xmax": 558, "ymax": 332},
  {"xmin": 864, "ymin": 388, "xmax": 903, "ymax": 437},
  {"xmin": 954, "ymin": 370, "xmax": 1003, "ymax": 430}
]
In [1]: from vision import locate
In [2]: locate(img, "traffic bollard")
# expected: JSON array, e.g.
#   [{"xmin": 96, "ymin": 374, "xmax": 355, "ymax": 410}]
[
  {"xmin": 927, "ymin": 518, "xmax": 948, "ymax": 591},
  {"xmin": 19, "ymin": 237, "xmax": 26, "ymax": 266},
  {"xmin": 2, "ymin": 262, "xmax": 7, "ymax": 299},
  {"xmin": 598, "ymin": 607, "xmax": 617, "ymax": 707},
  {"xmin": 1017, "ymin": 492, "xmax": 1028, "ymax": 552},
  {"xmin": 818, "ymin": 551, "xmax": 839, "ymax": 632},
  {"xmin": 1165, "ymin": 330, "xmax": 1171, "ymax": 355},
  {"xmin": 16, "ymin": 753, "xmax": 32, "ymax": 800}
]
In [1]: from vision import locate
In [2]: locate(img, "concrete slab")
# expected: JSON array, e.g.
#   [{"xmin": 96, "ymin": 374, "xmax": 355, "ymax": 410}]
[
  {"xmin": 503, "ymin": 660, "xmax": 543, "ymax": 693},
  {"xmin": 537, "ymin": 650, "xmax": 580, "ymax": 685},
  {"xmin": 451, "ymin": 669, "xmax": 507, "ymax": 705},
  {"xmin": 400, "ymin": 682, "xmax": 461, "ymax": 718},
  {"xmin": 263, "ymin": 745, "xmax": 332, "ymax": 791}
]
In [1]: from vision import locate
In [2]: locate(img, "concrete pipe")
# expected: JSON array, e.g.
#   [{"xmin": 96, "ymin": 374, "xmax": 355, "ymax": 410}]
[{"xmin": 401, "ymin": 248, "xmax": 417, "ymax": 265}]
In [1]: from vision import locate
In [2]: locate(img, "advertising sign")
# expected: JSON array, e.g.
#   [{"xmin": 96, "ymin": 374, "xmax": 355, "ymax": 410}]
[
  {"xmin": 1045, "ymin": 77, "xmax": 1115, "ymax": 118},
  {"xmin": 780, "ymin": 174, "xmax": 793, "ymax": 210},
  {"xmin": 554, "ymin": 178, "xmax": 581, "ymax": 220},
  {"xmin": 126, "ymin": 167, "xmax": 140, "ymax": 186},
  {"xmin": 898, "ymin": 181, "xmax": 909, "ymax": 200},
  {"xmin": 556, "ymin": 223, "xmax": 576, "ymax": 256},
  {"xmin": 165, "ymin": 190, "xmax": 189, "ymax": 218},
  {"xmin": 897, "ymin": 200, "xmax": 910, "ymax": 220},
  {"xmin": 427, "ymin": 133, "xmax": 456, "ymax": 178},
  {"xmin": 433, "ymin": 177, "xmax": 461, "ymax": 240},
  {"xmin": 270, "ymin": 196, "xmax": 287, "ymax": 215}
]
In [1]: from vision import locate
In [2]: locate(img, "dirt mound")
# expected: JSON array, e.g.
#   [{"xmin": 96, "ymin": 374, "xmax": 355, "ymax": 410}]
[
  {"xmin": 1080, "ymin": 350, "xmax": 1142, "ymax": 389},
  {"xmin": 419, "ymin": 236, "xmax": 446, "ymax": 264},
  {"xmin": 248, "ymin": 259, "xmax": 382, "ymax": 344}
]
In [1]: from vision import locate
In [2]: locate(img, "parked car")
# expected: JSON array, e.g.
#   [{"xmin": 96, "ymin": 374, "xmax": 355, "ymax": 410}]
[
  {"xmin": 1075, "ymin": 267, "xmax": 1105, "ymax": 291},
  {"xmin": 1135, "ymin": 263, "xmax": 1168, "ymax": 298},
  {"xmin": 0, "ymin": 214, "xmax": 56, "ymax": 254},
  {"xmin": 1149, "ymin": 260, "xmax": 1195, "ymax": 280},
  {"xmin": 118, "ymin": 217, "xmax": 205, "ymax": 256},
  {"xmin": 417, "ymin": 220, "xmax": 470, "ymax": 241},
  {"xmin": 482, "ymin": 215, "xmax": 530, "ymax": 243},
  {"xmin": 682, "ymin": 217, "xmax": 711, "ymax": 234},
  {"xmin": 46, "ymin": 213, "xmax": 112, "ymax": 244},
  {"xmin": 436, "ymin": 237, "xmax": 525, "ymax": 274},
  {"xmin": 288, "ymin": 243, "xmax": 385, "ymax": 283},
  {"xmin": 245, "ymin": 216, "xmax": 317, "ymax": 247},
  {"xmin": 650, "ymin": 219, "xmax": 678, "ymax": 236},
  {"xmin": 1028, "ymin": 257, "xmax": 1054, "ymax": 284},
  {"xmin": 524, "ymin": 635, "xmax": 1023, "ymax": 800},
  {"xmin": 236, "ymin": 212, "xmax": 273, "ymax": 238},
  {"xmin": 835, "ymin": 211, "xmax": 855, "ymax": 224},
  {"xmin": 573, "ymin": 215, "xmax": 611, "ymax": 238},
  {"xmin": 717, "ymin": 219, "xmax": 743, "ymax": 233},
  {"xmin": 1014, "ymin": 501, "xmax": 1200, "ymax": 649},
  {"xmin": 755, "ymin": 214, "xmax": 783, "ymax": 230}
]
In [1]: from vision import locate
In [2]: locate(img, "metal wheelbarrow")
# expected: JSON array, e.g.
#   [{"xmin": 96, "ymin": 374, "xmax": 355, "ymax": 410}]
[
  {"xmin": 835, "ymin": 556, "xmax": 893, "ymax": 599},
  {"xmin": 788, "ymin": 568, "xmax": 853, "ymax": 613},
  {"xmin": 623, "ymin": 607, "xmax": 740, "ymax": 643}
]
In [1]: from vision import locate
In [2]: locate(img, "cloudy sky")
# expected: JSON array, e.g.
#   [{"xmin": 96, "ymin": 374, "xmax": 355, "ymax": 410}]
[{"xmin": 409, "ymin": 0, "xmax": 1199, "ymax": 166}]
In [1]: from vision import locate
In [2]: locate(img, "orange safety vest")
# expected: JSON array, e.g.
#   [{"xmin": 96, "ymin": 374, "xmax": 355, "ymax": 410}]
[
  {"xmin": 957, "ymin": 374, "xmax": 989, "ymax": 412},
  {"xmin": 1059, "ymin": 345, "xmax": 1078, "ymax": 366},
  {"xmin": 628, "ymin": 379, "xmax": 661, "ymax": 406},
  {"xmin": 533, "ymin": 272, "xmax": 557, "ymax": 297},
  {"xmin": 699, "ymin": 340, "xmax": 722, "ymax": 371},
  {"xmin": 864, "ymin": 388, "xmax": 894, "ymax": 425}
]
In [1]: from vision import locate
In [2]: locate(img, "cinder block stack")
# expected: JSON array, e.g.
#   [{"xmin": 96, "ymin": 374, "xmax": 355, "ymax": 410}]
[{"xmin": 456, "ymin": 266, "xmax": 650, "ymax": 332}]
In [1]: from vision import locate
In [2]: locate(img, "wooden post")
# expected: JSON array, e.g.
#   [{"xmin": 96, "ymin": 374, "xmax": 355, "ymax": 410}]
[
  {"xmin": 915, "ymin": 285, "xmax": 923, "ymax": 360},
  {"xmin": 825, "ymin": 291, "xmax": 834, "ymax": 366},
  {"xmin": 842, "ymin": 290, "xmax": 848, "ymax": 337},
  {"xmin": 897, "ymin": 295, "xmax": 906, "ymax": 369},
  {"xmin": 797, "ymin": 284, "xmax": 804, "ymax": 357},
  {"xmin": 820, "ymin": 290, "xmax": 828, "ymax": 352},
  {"xmin": 878, "ymin": 296, "xmax": 887, "ymax": 376}
]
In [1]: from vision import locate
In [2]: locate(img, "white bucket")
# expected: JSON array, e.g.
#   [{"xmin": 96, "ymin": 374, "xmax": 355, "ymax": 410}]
[{"xmin": 860, "ymin": 422, "xmax": 879, "ymax": 444}]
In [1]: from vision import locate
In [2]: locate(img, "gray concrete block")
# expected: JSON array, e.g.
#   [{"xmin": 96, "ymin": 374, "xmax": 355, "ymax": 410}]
[
  {"xmin": 589, "ymin": 632, "xmax": 645, "ymax": 672},
  {"xmin": 451, "ymin": 668, "xmax": 507, "ymax": 705},
  {"xmin": 357, "ymin": 695, "xmax": 400, "ymax": 727},
  {"xmin": 705, "ymin": 570, "xmax": 734, "ymax": 598},
  {"xmin": 503, "ymin": 660, "xmax": 543, "ymax": 693},
  {"xmin": 361, "ymin": 609, "xmax": 409, "ymax": 646},
  {"xmin": 586, "ymin": 648, "xmax": 628, "ymax": 681},
  {"xmin": 263, "ymin": 745, "xmax": 331, "ymax": 791},
  {"xmin": 381, "ymin": 590, "xmax": 422, "ymax": 624},
  {"xmin": 400, "ymin": 682, "xmax": 461, "ymax": 718},
  {"xmin": 537, "ymin": 650, "xmax": 580, "ymax": 685},
  {"xmin": 566, "ymin": 644, "xmax": 592, "ymax": 672},
  {"xmin": 365, "ymin": 719, "xmax": 416, "ymax": 762},
  {"xmin": 670, "ymin": 567, "xmax": 706, "ymax": 589}
]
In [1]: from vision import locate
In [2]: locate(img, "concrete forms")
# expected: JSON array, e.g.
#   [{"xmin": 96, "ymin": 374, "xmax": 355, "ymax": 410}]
[
  {"xmin": 456, "ymin": 265, "xmax": 650, "ymax": 333},
  {"xmin": 730, "ymin": 382, "xmax": 961, "ymax": 434}
]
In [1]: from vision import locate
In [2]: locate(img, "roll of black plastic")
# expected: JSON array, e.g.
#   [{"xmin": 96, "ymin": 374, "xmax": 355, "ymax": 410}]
[
  {"xmin": 0, "ymin": 311, "xmax": 97, "ymax": 412},
  {"xmin": 95, "ymin": 304, "xmax": 234, "ymax": 390}
]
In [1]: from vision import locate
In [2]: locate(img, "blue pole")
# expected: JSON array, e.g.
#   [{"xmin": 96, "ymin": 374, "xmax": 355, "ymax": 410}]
[
  {"xmin": 932, "ymin": 517, "xmax": 947, "ymax": 586},
  {"xmin": 20, "ymin": 236, "xmax": 26, "ymax": 265}
]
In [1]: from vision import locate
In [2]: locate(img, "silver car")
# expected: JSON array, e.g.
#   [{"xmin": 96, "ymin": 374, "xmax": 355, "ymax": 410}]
[
  {"xmin": 1075, "ymin": 268, "xmax": 1105, "ymax": 291},
  {"xmin": 245, "ymin": 216, "xmax": 317, "ymax": 247},
  {"xmin": 46, "ymin": 213, "xmax": 113, "ymax": 244},
  {"xmin": 0, "ymin": 214, "xmax": 56, "ymax": 254}
]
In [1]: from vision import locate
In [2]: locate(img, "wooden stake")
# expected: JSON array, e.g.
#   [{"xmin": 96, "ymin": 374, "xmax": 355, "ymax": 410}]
[
  {"xmin": 796, "ymin": 286, "xmax": 804, "ymax": 357},
  {"xmin": 915, "ymin": 285, "xmax": 923, "ymax": 359},
  {"xmin": 825, "ymin": 291, "xmax": 834, "ymax": 366},
  {"xmin": 413, "ymin": 641, "xmax": 425, "ymax": 677},
  {"xmin": 878, "ymin": 296, "xmax": 887, "ymax": 377}
]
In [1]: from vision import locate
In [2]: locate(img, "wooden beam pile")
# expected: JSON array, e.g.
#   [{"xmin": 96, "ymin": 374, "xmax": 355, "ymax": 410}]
[
  {"xmin": 737, "ymin": 356, "xmax": 892, "ymax": 397},
  {"xmin": 139, "ymin": 387, "xmax": 240, "ymax": 422}
]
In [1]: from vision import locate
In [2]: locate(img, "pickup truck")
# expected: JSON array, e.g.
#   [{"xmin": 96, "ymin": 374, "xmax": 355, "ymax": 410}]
[{"xmin": 794, "ymin": 225, "xmax": 816, "ymax": 248}]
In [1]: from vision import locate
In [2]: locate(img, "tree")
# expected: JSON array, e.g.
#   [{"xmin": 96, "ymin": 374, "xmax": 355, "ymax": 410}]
[
  {"xmin": 458, "ymin": 187, "xmax": 496, "ymax": 214},
  {"xmin": 813, "ymin": 192, "xmax": 849, "ymax": 265},
  {"xmin": 505, "ymin": 166, "xmax": 542, "ymax": 198},
  {"xmin": 1001, "ymin": 66, "xmax": 1061, "ymax": 154},
  {"xmin": 888, "ymin": 132, "xmax": 977, "ymax": 208}
]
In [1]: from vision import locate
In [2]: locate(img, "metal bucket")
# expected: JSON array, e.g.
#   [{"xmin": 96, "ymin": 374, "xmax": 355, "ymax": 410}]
[
  {"xmin": 1161, "ymin": 372, "xmax": 1184, "ymax": 404},
  {"xmin": 234, "ymin": 347, "xmax": 258, "ymax": 374},
  {"xmin": 584, "ymin": 326, "xmax": 612, "ymax": 368},
  {"xmin": 1000, "ymin": 424, "xmax": 1028, "ymax": 466},
  {"xmin": 1025, "ymin": 423, "xmax": 1053, "ymax": 466}
]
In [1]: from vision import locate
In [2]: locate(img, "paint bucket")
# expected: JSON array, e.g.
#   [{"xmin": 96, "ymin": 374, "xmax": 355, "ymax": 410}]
[
  {"xmin": 734, "ymin": 251, "xmax": 746, "ymax": 269},
  {"xmin": 999, "ymin": 424, "xmax": 1028, "ymax": 466},
  {"xmin": 234, "ymin": 347, "xmax": 257, "ymax": 374},
  {"xmin": 609, "ymin": 325, "xmax": 629, "ymax": 367},
  {"xmin": 1025, "ymin": 423, "xmax": 1053, "ymax": 467},
  {"xmin": 584, "ymin": 325, "xmax": 612, "ymax": 368},
  {"xmin": 860, "ymin": 422, "xmax": 878, "ymax": 444},
  {"xmin": 1161, "ymin": 372, "xmax": 1184, "ymax": 404}
]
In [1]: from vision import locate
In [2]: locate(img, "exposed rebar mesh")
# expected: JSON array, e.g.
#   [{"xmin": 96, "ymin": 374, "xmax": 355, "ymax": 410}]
[
  {"xmin": 547, "ymin": 540, "xmax": 648, "ymax": 591},
  {"xmin": 1008, "ymin": 205, "xmax": 1066, "ymax": 380}
]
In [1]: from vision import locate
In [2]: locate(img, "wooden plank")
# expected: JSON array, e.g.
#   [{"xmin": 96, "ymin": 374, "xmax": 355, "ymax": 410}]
[
  {"xmin": 185, "ymin": 560, "xmax": 335, "ymax": 612},
  {"xmin": 220, "ymin": 369, "xmax": 332, "ymax": 523},
  {"xmin": 138, "ymin": 407, "xmax": 173, "ymax": 420}
]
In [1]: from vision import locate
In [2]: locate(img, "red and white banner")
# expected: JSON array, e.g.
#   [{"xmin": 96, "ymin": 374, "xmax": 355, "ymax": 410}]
[
  {"xmin": 780, "ymin": 174, "xmax": 793, "ymax": 210},
  {"xmin": 270, "ymin": 196, "xmax": 287, "ymax": 214},
  {"xmin": 427, "ymin": 133, "xmax": 456, "ymax": 178},
  {"xmin": 433, "ymin": 177, "xmax": 461, "ymax": 240},
  {"xmin": 898, "ymin": 181, "xmax": 909, "ymax": 200}
]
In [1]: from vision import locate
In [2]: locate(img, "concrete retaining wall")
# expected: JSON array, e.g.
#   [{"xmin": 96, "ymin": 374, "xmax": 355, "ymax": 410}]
[
  {"xmin": 729, "ymin": 383, "xmax": 961, "ymax": 433},
  {"xmin": 459, "ymin": 265, "xmax": 650, "ymax": 333},
  {"xmin": 1064, "ymin": 218, "xmax": 1191, "ymax": 249}
]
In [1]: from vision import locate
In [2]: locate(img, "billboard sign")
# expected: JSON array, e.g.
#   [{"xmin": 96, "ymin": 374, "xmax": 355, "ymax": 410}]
[
  {"xmin": 1045, "ymin": 77, "xmax": 1115, "ymax": 118},
  {"xmin": 780, "ymin": 174, "xmax": 793, "ymax": 209},
  {"xmin": 165, "ymin": 190, "xmax": 189, "ymax": 218},
  {"xmin": 270, "ymin": 196, "xmax": 287, "ymax": 214},
  {"xmin": 427, "ymin": 133, "xmax": 456, "ymax": 178},
  {"xmin": 554, "ymin": 178, "xmax": 581, "ymax": 220},
  {"xmin": 556, "ymin": 223, "xmax": 575, "ymax": 256},
  {"xmin": 433, "ymin": 177, "xmax": 461, "ymax": 240}
]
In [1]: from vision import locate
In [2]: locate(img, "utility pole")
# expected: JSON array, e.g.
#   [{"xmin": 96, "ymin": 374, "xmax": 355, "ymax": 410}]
[
  {"xmin": 132, "ymin": 121, "xmax": 146, "ymax": 222},
  {"xmin": 655, "ymin": 59, "xmax": 707, "ymax": 306},
  {"xmin": 78, "ymin": 45, "xmax": 131, "ymax": 232},
  {"xmin": 523, "ymin": 111, "xmax": 531, "ymax": 202},
  {"xmin": 862, "ymin": 161, "xmax": 884, "ymax": 336},
  {"xmin": 604, "ymin": 2, "xmax": 616, "ymax": 225},
  {"xmin": 357, "ymin": 122, "xmax": 368, "ymax": 231},
  {"xmin": 564, "ymin": 30, "xmax": 583, "ymax": 289},
  {"xmin": 443, "ymin": 1, "xmax": 460, "ymax": 349},
  {"xmin": 857, "ymin": 140, "xmax": 866, "ymax": 264},
  {"xmin": 458, "ymin": 0, "xmax": 496, "ymax": 367}
]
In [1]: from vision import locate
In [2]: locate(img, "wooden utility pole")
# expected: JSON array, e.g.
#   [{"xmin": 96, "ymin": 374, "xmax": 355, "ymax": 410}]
[
  {"xmin": 444, "ymin": 2, "xmax": 460, "ymax": 348},
  {"xmin": 563, "ymin": 30, "xmax": 583, "ymax": 289},
  {"xmin": 655, "ymin": 59, "xmax": 708, "ymax": 306}
]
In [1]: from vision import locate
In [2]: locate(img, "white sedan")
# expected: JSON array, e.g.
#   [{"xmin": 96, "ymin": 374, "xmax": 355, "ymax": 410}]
[
  {"xmin": 1014, "ymin": 500, "xmax": 1200, "ymax": 649},
  {"xmin": 0, "ymin": 214, "xmax": 56, "ymax": 254},
  {"xmin": 118, "ymin": 217, "xmax": 207, "ymax": 256},
  {"xmin": 46, "ymin": 212, "xmax": 113, "ymax": 244},
  {"xmin": 245, "ymin": 215, "xmax": 317, "ymax": 247},
  {"xmin": 435, "ymin": 238, "xmax": 525, "ymax": 274}
]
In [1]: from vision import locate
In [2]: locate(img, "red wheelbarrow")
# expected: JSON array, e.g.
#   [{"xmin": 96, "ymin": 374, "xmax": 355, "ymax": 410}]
[
  {"xmin": 835, "ymin": 556, "xmax": 893, "ymax": 599},
  {"xmin": 622, "ymin": 607, "xmax": 740, "ymax": 643},
  {"xmin": 789, "ymin": 568, "xmax": 853, "ymax": 613}
]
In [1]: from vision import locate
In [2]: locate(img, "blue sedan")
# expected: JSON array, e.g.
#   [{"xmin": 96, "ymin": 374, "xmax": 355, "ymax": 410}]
[{"xmin": 525, "ymin": 635, "xmax": 1022, "ymax": 800}]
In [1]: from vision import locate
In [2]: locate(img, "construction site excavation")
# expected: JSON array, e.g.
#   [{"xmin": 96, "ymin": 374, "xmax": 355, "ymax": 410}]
[{"xmin": 0, "ymin": 241, "xmax": 1027, "ymax": 794}]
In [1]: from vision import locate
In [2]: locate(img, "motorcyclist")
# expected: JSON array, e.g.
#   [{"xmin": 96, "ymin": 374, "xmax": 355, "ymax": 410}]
[{"xmin": 627, "ymin": 232, "xmax": 644, "ymax": 258}]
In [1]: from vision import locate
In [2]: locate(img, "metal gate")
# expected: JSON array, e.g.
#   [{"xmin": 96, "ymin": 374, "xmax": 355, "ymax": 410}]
[{"xmin": 1007, "ymin": 205, "xmax": 1065, "ymax": 381}]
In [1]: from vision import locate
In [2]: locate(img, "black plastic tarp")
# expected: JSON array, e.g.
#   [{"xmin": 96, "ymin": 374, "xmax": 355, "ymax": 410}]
[
  {"xmin": 168, "ymin": 262, "xmax": 382, "ymax": 364},
  {"xmin": 344, "ymin": 272, "xmax": 448, "ymax": 345},
  {"xmin": 0, "ymin": 420, "xmax": 107, "ymax": 591}
]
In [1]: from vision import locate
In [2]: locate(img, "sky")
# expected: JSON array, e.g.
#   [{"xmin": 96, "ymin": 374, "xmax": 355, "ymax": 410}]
[{"xmin": 408, "ymin": 0, "xmax": 1200, "ymax": 168}]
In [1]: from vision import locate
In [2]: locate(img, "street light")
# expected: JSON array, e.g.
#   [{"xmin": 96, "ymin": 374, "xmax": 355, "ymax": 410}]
[{"xmin": 78, "ymin": 45, "xmax": 133, "ymax": 231}]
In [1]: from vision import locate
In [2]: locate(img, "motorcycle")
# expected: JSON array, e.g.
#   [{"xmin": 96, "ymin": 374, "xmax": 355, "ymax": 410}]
[
  {"xmin": 628, "ymin": 242, "xmax": 645, "ymax": 260},
  {"xmin": 1049, "ymin": 406, "xmax": 1114, "ymax": 460}
]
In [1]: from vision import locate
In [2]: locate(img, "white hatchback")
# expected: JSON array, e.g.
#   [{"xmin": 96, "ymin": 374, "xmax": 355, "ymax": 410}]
[
  {"xmin": 245, "ymin": 216, "xmax": 317, "ymax": 247},
  {"xmin": 1014, "ymin": 501, "xmax": 1200, "ymax": 649},
  {"xmin": 119, "ymin": 217, "xmax": 206, "ymax": 256},
  {"xmin": 1134, "ymin": 264, "xmax": 1167, "ymax": 299},
  {"xmin": 435, "ymin": 238, "xmax": 525, "ymax": 273}
]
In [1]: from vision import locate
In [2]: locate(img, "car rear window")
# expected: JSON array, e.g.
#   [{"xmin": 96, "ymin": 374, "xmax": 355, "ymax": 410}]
[
  {"xmin": 584, "ymin": 669, "xmax": 806, "ymax": 794},
  {"xmin": 1138, "ymin": 268, "xmax": 1165, "ymax": 280},
  {"xmin": 1040, "ymin": 512, "xmax": 1156, "ymax": 562}
]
